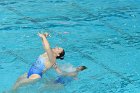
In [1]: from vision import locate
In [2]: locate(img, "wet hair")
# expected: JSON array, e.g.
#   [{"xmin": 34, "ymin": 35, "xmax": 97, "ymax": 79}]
[
  {"xmin": 56, "ymin": 49, "xmax": 65, "ymax": 60},
  {"xmin": 80, "ymin": 66, "xmax": 87, "ymax": 71}
]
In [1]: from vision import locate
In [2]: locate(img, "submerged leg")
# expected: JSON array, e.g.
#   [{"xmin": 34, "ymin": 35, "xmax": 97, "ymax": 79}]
[{"xmin": 12, "ymin": 73, "xmax": 35, "ymax": 90}]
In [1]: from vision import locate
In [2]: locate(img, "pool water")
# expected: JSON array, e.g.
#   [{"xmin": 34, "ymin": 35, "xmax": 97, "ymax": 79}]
[{"xmin": 0, "ymin": 0, "xmax": 140, "ymax": 93}]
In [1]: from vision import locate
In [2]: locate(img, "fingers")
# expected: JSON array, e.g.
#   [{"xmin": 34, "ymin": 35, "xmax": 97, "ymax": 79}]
[
  {"xmin": 37, "ymin": 32, "xmax": 41, "ymax": 36},
  {"xmin": 37, "ymin": 32, "xmax": 51, "ymax": 37},
  {"xmin": 45, "ymin": 33, "xmax": 51, "ymax": 37}
]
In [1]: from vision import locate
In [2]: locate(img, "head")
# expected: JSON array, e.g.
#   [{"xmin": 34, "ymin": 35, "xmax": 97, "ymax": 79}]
[
  {"xmin": 76, "ymin": 66, "xmax": 87, "ymax": 72},
  {"xmin": 52, "ymin": 47, "xmax": 65, "ymax": 60}
]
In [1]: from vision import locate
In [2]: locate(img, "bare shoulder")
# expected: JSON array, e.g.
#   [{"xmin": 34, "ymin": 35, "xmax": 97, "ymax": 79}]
[{"xmin": 41, "ymin": 52, "xmax": 49, "ymax": 57}]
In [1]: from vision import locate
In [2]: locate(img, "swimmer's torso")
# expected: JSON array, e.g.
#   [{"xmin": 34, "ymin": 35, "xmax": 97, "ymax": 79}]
[
  {"xmin": 41, "ymin": 52, "xmax": 55, "ymax": 70},
  {"xmin": 27, "ymin": 52, "xmax": 55, "ymax": 79}
]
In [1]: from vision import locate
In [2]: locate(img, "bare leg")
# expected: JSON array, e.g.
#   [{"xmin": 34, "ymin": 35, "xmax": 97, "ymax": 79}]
[{"xmin": 12, "ymin": 73, "xmax": 35, "ymax": 90}]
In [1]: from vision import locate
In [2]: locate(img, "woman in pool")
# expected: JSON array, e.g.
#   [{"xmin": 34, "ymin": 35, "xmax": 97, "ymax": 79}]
[{"xmin": 13, "ymin": 32, "xmax": 66, "ymax": 90}]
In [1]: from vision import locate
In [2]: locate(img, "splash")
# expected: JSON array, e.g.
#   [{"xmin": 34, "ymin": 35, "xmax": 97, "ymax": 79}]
[{"xmin": 59, "ymin": 63, "xmax": 76, "ymax": 73}]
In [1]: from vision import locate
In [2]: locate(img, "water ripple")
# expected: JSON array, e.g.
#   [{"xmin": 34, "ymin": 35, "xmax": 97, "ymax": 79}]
[
  {"xmin": 81, "ymin": 32, "xmax": 140, "ymax": 50},
  {"xmin": 0, "ymin": 1, "xmax": 17, "ymax": 6},
  {"xmin": 44, "ymin": 0, "xmax": 67, "ymax": 3}
]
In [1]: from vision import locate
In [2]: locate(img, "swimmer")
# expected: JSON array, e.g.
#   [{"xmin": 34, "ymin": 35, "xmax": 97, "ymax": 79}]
[
  {"xmin": 54, "ymin": 66, "xmax": 87, "ymax": 85},
  {"xmin": 13, "ymin": 32, "xmax": 67, "ymax": 90}
]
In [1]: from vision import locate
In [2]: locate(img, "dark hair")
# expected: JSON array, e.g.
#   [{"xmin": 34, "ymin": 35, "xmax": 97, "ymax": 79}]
[
  {"xmin": 80, "ymin": 66, "xmax": 87, "ymax": 71},
  {"xmin": 56, "ymin": 49, "xmax": 65, "ymax": 60}
]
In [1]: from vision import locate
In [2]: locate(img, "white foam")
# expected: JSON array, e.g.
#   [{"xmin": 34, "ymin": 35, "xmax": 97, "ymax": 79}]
[{"xmin": 59, "ymin": 63, "xmax": 76, "ymax": 73}]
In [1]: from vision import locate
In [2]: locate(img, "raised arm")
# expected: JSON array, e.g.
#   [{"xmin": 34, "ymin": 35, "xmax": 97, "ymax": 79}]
[
  {"xmin": 38, "ymin": 33, "xmax": 50, "ymax": 51},
  {"xmin": 38, "ymin": 33, "xmax": 53, "ymax": 62}
]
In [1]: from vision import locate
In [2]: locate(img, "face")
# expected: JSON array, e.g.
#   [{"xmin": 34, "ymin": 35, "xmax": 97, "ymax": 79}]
[{"xmin": 53, "ymin": 47, "xmax": 63, "ymax": 54}]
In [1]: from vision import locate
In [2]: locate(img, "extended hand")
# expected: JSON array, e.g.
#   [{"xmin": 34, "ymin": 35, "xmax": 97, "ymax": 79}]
[
  {"xmin": 44, "ymin": 32, "xmax": 49, "ymax": 37},
  {"xmin": 38, "ymin": 32, "xmax": 45, "ymax": 38},
  {"xmin": 38, "ymin": 32, "xmax": 50, "ymax": 38}
]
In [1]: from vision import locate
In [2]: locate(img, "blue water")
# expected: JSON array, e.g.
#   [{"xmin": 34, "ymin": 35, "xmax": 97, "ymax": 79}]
[{"xmin": 0, "ymin": 0, "xmax": 140, "ymax": 93}]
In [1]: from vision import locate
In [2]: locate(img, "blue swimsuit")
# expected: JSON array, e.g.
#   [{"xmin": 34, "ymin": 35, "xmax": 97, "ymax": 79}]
[{"xmin": 27, "ymin": 56, "xmax": 46, "ymax": 78}]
